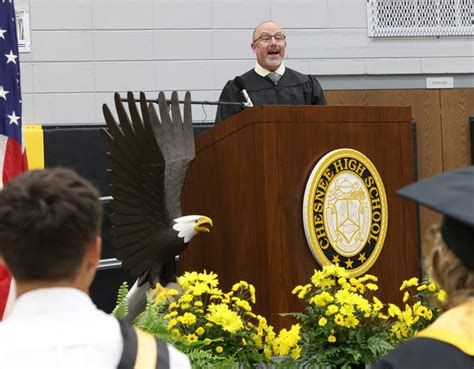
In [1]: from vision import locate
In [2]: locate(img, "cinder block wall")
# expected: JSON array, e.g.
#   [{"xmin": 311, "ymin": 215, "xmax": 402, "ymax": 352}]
[{"xmin": 16, "ymin": 0, "xmax": 474, "ymax": 125}]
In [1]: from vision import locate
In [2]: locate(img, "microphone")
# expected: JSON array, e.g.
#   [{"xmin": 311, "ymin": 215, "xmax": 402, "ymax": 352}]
[{"xmin": 234, "ymin": 77, "xmax": 254, "ymax": 107}]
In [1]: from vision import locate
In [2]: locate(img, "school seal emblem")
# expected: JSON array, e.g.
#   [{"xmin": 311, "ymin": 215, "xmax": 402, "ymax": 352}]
[{"xmin": 302, "ymin": 149, "xmax": 388, "ymax": 276}]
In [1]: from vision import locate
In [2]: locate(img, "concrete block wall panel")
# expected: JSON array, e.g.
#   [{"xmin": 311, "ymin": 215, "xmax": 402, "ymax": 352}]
[
  {"xmin": 309, "ymin": 59, "xmax": 366, "ymax": 76},
  {"xmin": 22, "ymin": 95, "xmax": 35, "ymax": 123},
  {"xmin": 93, "ymin": 31, "xmax": 155, "ymax": 61},
  {"xmin": 14, "ymin": 0, "xmax": 474, "ymax": 125},
  {"xmin": 154, "ymin": 30, "xmax": 213, "ymax": 60},
  {"xmin": 19, "ymin": 63, "xmax": 33, "ymax": 93},
  {"xmin": 365, "ymin": 59, "xmax": 423, "ymax": 75},
  {"xmin": 92, "ymin": 0, "xmax": 154, "ymax": 29},
  {"xmin": 154, "ymin": 61, "xmax": 214, "ymax": 90},
  {"xmin": 30, "ymin": 0, "xmax": 93, "ymax": 30},
  {"xmin": 421, "ymin": 58, "xmax": 474, "ymax": 74},
  {"xmin": 212, "ymin": 0, "xmax": 271, "ymax": 29},
  {"xmin": 153, "ymin": 0, "xmax": 213, "ymax": 29},
  {"xmin": 34, "ymin": 94, "xmax": 97, "ymax": 124},
  {"xmin": 32, "ymin": 63, "xmax": 95, "ymax": 93},
  {"xmin": 94, "ymin": 62, "xmax": 156, "ymax": 92},
  {"xmin": 31, "ymin": 31, "xmax": 94, "ymax": 61},
  {"xmin": 270, "ymin": 0, "xmax": 330, "ymax": 29}
]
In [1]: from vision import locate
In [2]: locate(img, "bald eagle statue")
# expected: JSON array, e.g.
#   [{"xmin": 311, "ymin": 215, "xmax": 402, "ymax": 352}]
[{"xmin": 101, "ymin": 91, "xmax": 212, "ymax": 322}]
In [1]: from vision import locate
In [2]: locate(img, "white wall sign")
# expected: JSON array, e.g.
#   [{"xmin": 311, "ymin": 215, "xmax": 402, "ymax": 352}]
[{"xmin": 15, "ymin": 6, "xmax": 31, "ymax": 53}]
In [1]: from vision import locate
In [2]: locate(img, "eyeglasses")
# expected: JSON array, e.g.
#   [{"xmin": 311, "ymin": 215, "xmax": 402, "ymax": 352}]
[{"xmin": 253, "ymin": 33, "xmax": 286, "ymax": 43}]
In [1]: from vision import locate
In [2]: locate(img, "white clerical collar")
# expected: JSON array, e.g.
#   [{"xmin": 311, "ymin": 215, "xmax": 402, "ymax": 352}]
[{"xmin": 254, "ymin": 62, "xmax": 286, "ymax": 78}]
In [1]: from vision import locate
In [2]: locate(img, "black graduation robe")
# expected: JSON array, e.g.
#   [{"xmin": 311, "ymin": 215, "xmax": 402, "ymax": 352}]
[
  {"xmin": 371, "ymin": 301, "xmax": 474, "ymax": 369},
  {"xmin": 215, "ymin": 67, "xmax": 326, "ymax": 124}
]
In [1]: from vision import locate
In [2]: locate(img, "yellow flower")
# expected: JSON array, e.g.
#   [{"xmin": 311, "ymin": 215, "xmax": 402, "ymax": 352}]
[
  {"xmin": 334, "ymin": 314, "xmax": 345, "ymax": 326},
  {"xmin": 291, "ymin": 346, "xmax": 301, "ymax": 359},
  {"xmin": 270, "ymin": 324, "xmax": 300, "ymax": 357},
  {"xmin": 428, "ymin": 283, "xmax": 437, "ymax": 292},
  {"xmin": 178, "ymin": 312, "xmax": 197, "ymax": 325},
  {"xmin": 292, "ymin": 283, "xmax": 313, "ymax": 299},
  {"xmin": 318, "ymin": 317, "xmax": 327, "ymax": 326},
  {"xmin": 403, "ymin": 291, "xmax": 410, "ymax": 303},
  {"xmin": 417, "ymin": 284, "xmax": 427, "ymax": 291},
  {"xmin": 194, "ymin": 301, "xmax": 203, "ymax": 307},
  {"xmin": 310, "ymin": 292, "xmax": 334, "ymax": 307},
  {"xmin": 388, "ymin": 303, "xmax": 402, "ymax": 317},
  {"xmin": 215, "ymin": 346, "xmax": 224, "ymax": 353},
  {"xmin": 169, "ymin": 302, "xmax": 179, "ymax": 309},
  {"xmin": 400, "ymin": 277, "xmax": 419, "ymax": 291},
  {"xmin": 339, "ymin": 304, "xmax": 354, "ymax": 316},
  {"xmin": 235, "ymin": 299, "xmax": 252, "ymax": 312},
  {"xmin": 344, "ymin": 314, "xmax": 360, "ymax": 328},
  {"xmin": 197, "ymin": 270, "xmax": 219, "ymax": 287},
  {"xmin": 206, "ymin": 303, "xmax": 244, "ymax": 333},
  {"xmin": 372, "ymin": 296, "xmax": 384, "ymax": 312},
  {"xmin": 195, "ymin": 327, "xmax": 205, "ymax": 336},
  {"xmin": 180, "ymin": 294, "xmax": 193, "ymax": 303},
  {"xmin": 153, "ymin": 283, "xmax": 179, "ymax": 304},
  {"xmin": 190, "ymin": 281, "xmax": 211, "ymax": 296},
  {"xmin": 328, "ymin": 335, "xmax": 337, "ymax": 343},
  {"xmin": 180, "ymin": 303, "xmax": 190, "ymax": 310},
  {"xmin": 168, "ymin": 319, "xmax": 178, "ymax": 328},
  {"xmin": 350, "ymin": 278, "xmax": 359, "ymax": 286},
  {"xmin": 203, "ymin": 338, "xmax": 211, "ymax": 345},
  {"xmin": 326, "ymin": 304, "xmax": 339, "ymax": 316},
  {"xmin": 186, "ymin": 333, "xmax": 198, "ymax": 343},
  {"xmin": 359, "ymin": 274, "xmax": 378, "ymax": 282},
  {"xmin": 366, "ymin": 283, "xmax": 378, "ymax": 291},
  {"xmin": 437, "ymin": 289, "xmax": 447, "ymax": 302}
]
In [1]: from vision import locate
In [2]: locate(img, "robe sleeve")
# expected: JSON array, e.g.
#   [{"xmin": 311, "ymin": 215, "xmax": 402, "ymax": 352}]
[
  {"xmin": 215, "ymin": 81, "xmax": 244, "ymax": 124},
  {"xmin": 310, "ymin": 75, "xmax": 326, "ymax": 105}
]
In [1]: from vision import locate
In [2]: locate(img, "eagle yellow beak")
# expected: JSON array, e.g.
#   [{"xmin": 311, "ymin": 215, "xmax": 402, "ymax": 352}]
[{"xmin": 194, "ymin": 216, "xmax": 213, "ymax": 233}]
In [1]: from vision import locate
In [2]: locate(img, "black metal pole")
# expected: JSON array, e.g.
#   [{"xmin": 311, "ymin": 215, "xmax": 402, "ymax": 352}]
[{"xmin": 120, "ymin": 98, "xmax": 244, "ymax": 106}]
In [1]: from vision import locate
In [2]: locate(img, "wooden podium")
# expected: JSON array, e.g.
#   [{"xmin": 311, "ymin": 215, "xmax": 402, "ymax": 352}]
[{"xmin": 181, "ymin": 106, "xmax": 419, "ymax": 329}]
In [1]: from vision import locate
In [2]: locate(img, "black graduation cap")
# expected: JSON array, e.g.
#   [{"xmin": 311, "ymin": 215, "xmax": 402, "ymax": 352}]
[{"xmin": 397, "ymin": 166, "xmax": 474, "ymax": 270}]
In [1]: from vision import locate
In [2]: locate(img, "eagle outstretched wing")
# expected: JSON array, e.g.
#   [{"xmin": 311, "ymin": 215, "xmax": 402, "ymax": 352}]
[{"xmin": 101, "ymin": 91, "xmax": 200, "ymax": 285}]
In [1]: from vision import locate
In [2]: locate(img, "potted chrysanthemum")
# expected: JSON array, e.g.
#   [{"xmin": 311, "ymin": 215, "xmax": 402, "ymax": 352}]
[
  {"xmin": 289, "ymin": 265, "xmax": 393, "ymax": 369},
  {"xmin": 114, "ymin": 270, "xmax": 301, "ymax": 369},
  {"xmin": 387, "ymin": 275, "xmax": 444, "ymax": 344}
]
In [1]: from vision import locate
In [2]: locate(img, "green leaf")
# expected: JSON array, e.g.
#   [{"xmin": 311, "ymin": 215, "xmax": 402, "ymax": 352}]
[{"xmin": 112, "ymin": 281, "xmax": 129, "ymax": 320}]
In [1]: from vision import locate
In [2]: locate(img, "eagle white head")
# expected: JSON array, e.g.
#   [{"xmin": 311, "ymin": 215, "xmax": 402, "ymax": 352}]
[{"xmin": 173, "ymin": 215, "xmax": 213, "ymax": 243}]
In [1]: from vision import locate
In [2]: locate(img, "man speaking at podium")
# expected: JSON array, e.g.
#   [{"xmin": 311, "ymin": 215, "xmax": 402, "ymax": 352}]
[{"xmin": 215, "ymin": 20, "xmax": 326, "ymax": 124}]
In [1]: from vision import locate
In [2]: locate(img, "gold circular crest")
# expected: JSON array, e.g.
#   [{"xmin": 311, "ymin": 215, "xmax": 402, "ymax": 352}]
[{"xmin": 302, "ymin": 149, "xmax": 388, "ymax": 276}]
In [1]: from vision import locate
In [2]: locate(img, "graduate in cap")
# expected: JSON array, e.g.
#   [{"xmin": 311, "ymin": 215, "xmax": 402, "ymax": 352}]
[{"xmin": 372, "ymin": 166, "xmax": 474, "ymax": 369}]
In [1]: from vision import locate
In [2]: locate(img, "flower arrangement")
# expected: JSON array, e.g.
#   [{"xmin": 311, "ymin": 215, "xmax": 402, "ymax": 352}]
[
  {"xmin": 113, "ymin": 268, "xmax": 446, "ymax": 368},
  {"xmin": 387, "ymin": 276, "xmax": 445, "ymax": 344},
  {"xmin": 290, "ymin": 265, "xmax": 393, "ymax": 369},
  {"xmin": 115, "ymin": 271, "xmax": 300, "ymax": 369}
]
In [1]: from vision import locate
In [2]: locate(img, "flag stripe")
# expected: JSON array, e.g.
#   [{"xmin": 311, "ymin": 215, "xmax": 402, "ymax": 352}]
[{"xmin": 0, "ymin": 0, "xmax": 28, "ymax": 320}]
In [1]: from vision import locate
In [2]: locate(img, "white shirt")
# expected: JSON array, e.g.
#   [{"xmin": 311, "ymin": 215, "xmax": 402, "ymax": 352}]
[
  {"xmin": 0, "ymin": 287, "xmax": 191, "ymax": 369},
  {"xmin": 254, "ymin": 62, "xmax": 286, "ymax": 78}
]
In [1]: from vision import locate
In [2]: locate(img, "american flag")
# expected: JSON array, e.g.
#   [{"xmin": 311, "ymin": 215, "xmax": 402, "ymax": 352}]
[{"xmin": 0, "ymin": 0, "xmax": 28, "ymax": 320}]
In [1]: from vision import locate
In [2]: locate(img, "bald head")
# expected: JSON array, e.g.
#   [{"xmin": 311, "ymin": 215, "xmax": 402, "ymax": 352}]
[{"xmin": 252, "ymin": 20, "xmax": 284, "ymax": 42}]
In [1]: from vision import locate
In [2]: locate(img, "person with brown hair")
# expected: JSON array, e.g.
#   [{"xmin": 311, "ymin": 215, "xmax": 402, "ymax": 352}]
[
  {"xmin": 372, "ymin": 166, "xmax": 474, "ymax": 369},
  {"xmin": 0, "ymin": 168, "xmax": 191, "ymax": 368}
]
